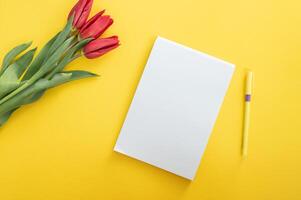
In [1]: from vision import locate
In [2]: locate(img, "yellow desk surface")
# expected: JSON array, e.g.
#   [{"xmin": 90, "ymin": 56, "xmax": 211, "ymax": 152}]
[{"xmin": 0, "ymin": 0, "xmax": 300, "ymax": 199}]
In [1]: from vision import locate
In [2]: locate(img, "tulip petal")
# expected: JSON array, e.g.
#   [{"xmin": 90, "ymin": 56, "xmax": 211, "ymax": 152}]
[
  {"xmin": 75, "ymin": 0, "xmax": 93, "ymax": 28},
  {"xmin": 85, "ymin": 43, "xmax": 119, "ymax": 59},
  {"xmin": 80, "ymin": 15, "xmax": 113, "ymax": 39},
  {"xmin": 83, "ymin": 36, "xmax": 119, "ymax": 54},
  {"xmin": 68, "ymin": 0, "xmax": 94, "ymax": 29},
  {"xmin": 73, "ymin": 0, "xmax": 87, "ymax": 26},
  {"xmin": 80, "ymin": 10, "xmax": 105, "ymax": 31}
]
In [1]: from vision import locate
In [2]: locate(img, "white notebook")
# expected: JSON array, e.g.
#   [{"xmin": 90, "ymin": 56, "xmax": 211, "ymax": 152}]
[{"xmin": 114, "ymin": 37, "xmax": 235, "ymax": 180}]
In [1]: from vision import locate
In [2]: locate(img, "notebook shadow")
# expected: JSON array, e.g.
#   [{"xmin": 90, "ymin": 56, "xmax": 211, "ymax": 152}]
[{"xmin": 106, "ymin": 150, "xmax": 191, "ymax": 194}]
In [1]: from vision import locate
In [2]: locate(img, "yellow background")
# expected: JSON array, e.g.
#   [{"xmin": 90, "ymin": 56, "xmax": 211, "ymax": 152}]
[{"xmin": 0, "ymin": 0, "xmax": 300, "ymax": 199}]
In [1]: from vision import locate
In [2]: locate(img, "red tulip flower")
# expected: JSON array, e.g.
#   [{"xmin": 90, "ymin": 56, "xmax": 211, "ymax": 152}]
[
  {"xmin": 80, "ymin": 11, "xmax": 113, "ymax": 39},
  {"xmin": 68, "ymin": 0, "xmax": 93, "ymax": 29},
  {"xmin": 83, "ymin": 36, "xmax": 119, "ymax": 59},
  {"xmin": 0, "ymin": 0, "xmax": 120, "ymax": 127}
]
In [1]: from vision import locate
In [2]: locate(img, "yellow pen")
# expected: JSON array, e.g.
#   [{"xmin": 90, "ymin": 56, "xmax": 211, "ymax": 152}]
[{"xmin": 242, "ymin": 71, "xmax": 253, "ymax": 158}]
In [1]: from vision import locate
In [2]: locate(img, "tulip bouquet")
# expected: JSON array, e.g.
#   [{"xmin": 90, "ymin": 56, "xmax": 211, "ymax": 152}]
[{"xmin": 0, "ymin": 0, "xmax": 119, "ymax": 127}]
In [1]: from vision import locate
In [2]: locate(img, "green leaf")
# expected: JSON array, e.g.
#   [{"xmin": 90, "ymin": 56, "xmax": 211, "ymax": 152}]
[
  {"xmin": 22, "ymin": 90, "xmax": 45, "ymax": 105},
  {"xmin": 0, "ymin": 48, "xmax": 36, "ymax": 99},
  {"xmin": 37, "ymin": 70, "xmax": 98, "ymax": 89},
  {"xmin": 47, "ymin": 16, "xmax": 74, "ymax": 57},
  {"xmin": 0, "ymin": 84, "xmax": 36, "ymax": 116},
  {"xmin": 0, "ymin": 70, "xmax": 98, "ymax": 115},
  {"xmin": 68, "ymin": 38, "xmax": 92, "ymax": 57},
  {"xmin": 52, "ymin": 70, "xmax": 98, "ymax": 86},
  {"xmin": 22, "ymin": 32, "xmax": 60, "ymax": 81},
  {"xmin": 0, "ymin": 42, "xmax": 32, "ymax": 76},
  {"xmin": 0, "ymin": 36, "xmax": 75, "ymax": 105},
  {"xmin": 37, "ymin": 36, "xmax": 75, "ymax": 78},
  {"xmin": 13, "ymin": 48, "xmax": 36, "ymax": 77},
  {"xmin": 45, "ymin": 38, "xmax": 92, "ymax": 79},
  {"xmin": 0, "ymin": 108, "xmax": 18, "ymax": 127},
  {"xmin": 27, "ymin": 71, "xmax": 97, "ymax": 106}
]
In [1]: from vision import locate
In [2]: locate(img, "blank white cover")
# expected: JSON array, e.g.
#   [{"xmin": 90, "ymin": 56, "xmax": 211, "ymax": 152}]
[{"xmin": 114, "ymin": 37, "xmax": 235, "ymax": 180}]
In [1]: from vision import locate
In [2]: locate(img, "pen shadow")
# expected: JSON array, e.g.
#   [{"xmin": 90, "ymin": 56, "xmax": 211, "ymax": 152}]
[{"xmin": 240, "ymin": 70, "xmax": 249, "ymax": 155}]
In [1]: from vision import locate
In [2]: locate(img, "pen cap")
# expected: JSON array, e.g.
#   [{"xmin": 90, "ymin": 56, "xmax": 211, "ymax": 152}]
[{"xmin": 246, "ymin": 71, "xmax": 253, "ymax": 95}]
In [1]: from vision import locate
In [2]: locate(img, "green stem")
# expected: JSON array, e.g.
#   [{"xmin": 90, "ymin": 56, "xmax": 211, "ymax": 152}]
[
  {"xmin": 0, "ymin": 84, "xmax": 36, "ymax": 116},
  {"xmin": 0, "ymin": 36, "xmax": 75, "ymax": 105},
  {"xmin": 0, "ymin": 73, "xmax": 39, "ymax": 105}
]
